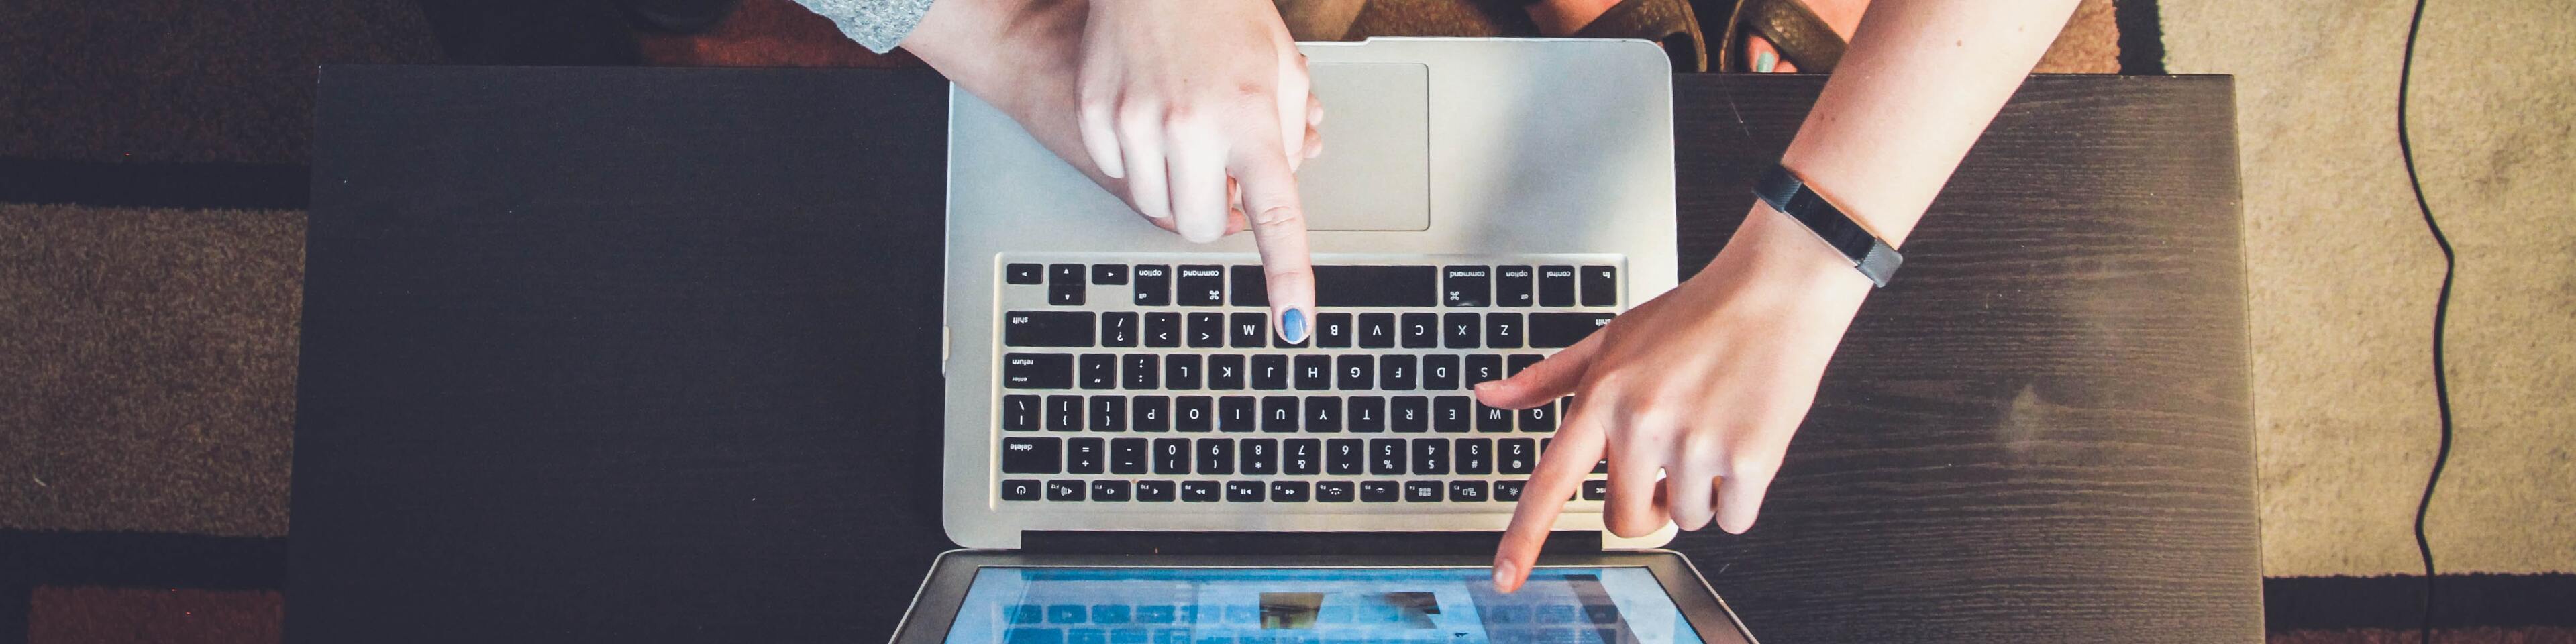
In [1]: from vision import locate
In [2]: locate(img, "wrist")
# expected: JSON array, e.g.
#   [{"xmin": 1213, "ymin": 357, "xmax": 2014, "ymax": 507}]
[{"xmin": 1700, "ymin": 201, "xmax": 1876, "ymax": 308}]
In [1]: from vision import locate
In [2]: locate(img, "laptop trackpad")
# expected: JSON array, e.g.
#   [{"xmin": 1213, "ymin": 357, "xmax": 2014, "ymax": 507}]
[{"xmin": 1298, "ymin": 63, "xmax": 1429, "ymax": 231}]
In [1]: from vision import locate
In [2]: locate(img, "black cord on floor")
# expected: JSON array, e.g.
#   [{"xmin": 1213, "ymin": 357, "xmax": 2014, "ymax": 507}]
[{"xmin": 2396, "ymin": 1, "xmax": 2453, "ymax": 643}]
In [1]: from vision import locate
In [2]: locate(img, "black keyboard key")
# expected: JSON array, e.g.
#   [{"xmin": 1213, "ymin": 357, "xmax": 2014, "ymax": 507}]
[
  {"xmin": 1004, "ymin": 354, "xmax": 1075, "ymax": 390},
  {"xmin": 1378, "ymin": 355, "xmax": 1416, "ymax": 390},
  {"xmin": 1465, "ymin": 355, "xmax": 1504, "ymax": 386},
  {"xmin": 1284, "ymin": 439, "xmax": 1321, "ymax": 475},
  {"xmin": 1422, "ymin": 355, "xmax": 1459, "ymax": 390},
  {"xmin": 1229, "ymin": 265, "xmax": 1268, "ymax": 307},
  {"xmin": 1443, "ymin": 312, "xmax": 1480, "ymax": 349},
  {"xmin": 1433, "ymin": 396, "xmax": 1472, "ymax": 433},
  {"xmin": 1175, "ymin": 396, "xmax": 1213, "ymax": 432},
  {"xmin": 1358, "ymin": 313, "xmax": 1397, "ymax": 349},
  {"xmin": 1326, "ymin": 439, "xmax": 1363, "ymax": 475},
  {"xmin": 1004, "ymin": 311, "xmax": 1096, "ymax": 347},
  {"xmin": 1226, "ymin": 480, "xmax": 1266, "ymax": 502},
  {"xmin": 1412, "ymin": 439, "xmax": 1449, "ymax": 474},
  {"xmin": 1176, "ymin": 265, "xmax": 1225, "ymax": 306},
  {"xmin": 1368, "ymin": 439, "xmax": 1406, "ymax": 475},
  {"xmin": 1580, "ymin": 266, "xmax": 1617, "ymax": 306},
  {"xmin": 1153, "ymin": 438, "xmax": 1190, "ymax": 474},
  {"xmin": 1088, "ymin": 396, "xmax": 1125, "ymax": 432},
  {"xmin": 1457, "ymin": 438, "xmax": 1492, "ymax": 474},
  {"xmin": 1122, "ymin": 354, "xmax": 1160, "ymax": 390},
  {"xmin": 1181, "ymin": 480, "xmax": 1219, "ymax": 502},
  {"xmin": 1508, "ymin": 354, "xmax": 1542, "ymax": 377},
  {"xmin": 1251, "ymin": 355, "xmax": 1289, "ymax": 390},
  {"xmin": 1271, "ymin": 481, "xmax": 1310, "ymax": 502},
  {"xmin": 1092, "ymin": 264, "xmax": 1128, "ymax": 285},
  {"xmin": 1007, "ymin": 263, "xmax": 1045, "ymax": 285},
  {"xmin": 1261, "ymin": 396, "xmax": 1299, "ymax": 432},
  {"xmin": 1208, "ymin": 355, "xmax": 1246, "ymax": 390},
  {"xmin": 1133, "ymin": 265, "xmax": 1170, "ymax": 306},
  {"xmin": 1196, "ymin": 439, "xmax": 1234, "ymax": 474},
  {"xmin": 1003, "ymin": 395, "xmax": 1040, "ymax": 431},
  {"xmin": 1486, "ymin": 313, "xmax": 1524, "ymax": 349},
  {"xmin": 1494, "ymin": 480, "xmax": 1525, "ymax": 501},
  {"xmin": 1218, "ymin": 396, "xmax": 1255, "ymax": 432},
  {"xmin": 1132, "ymin": 396, "xmax": 1169, "ymax": 432},
  {"xmin": 1400, "ymin": 313, "xmax": 1438, "ymax": 348},
  {"xmin": 1163, "ymin": 356, "xmax": 1201, "ymax": 390},
  {"xmin": 1317, "ymin": 480, "xmax": 1355, "ymax": 502},
  {"xmin": 1047, "ymin": 480, "xmax": 1085, "ymax": 501},
  {"xmin": 1111, "ymin": 438, "xmax": 1149, "ymax": 474},
  {"xmin": 1500, "ymin": 439, "xmax": 1537, "ymax": 474},
  {"xmin": 1143, "ymin": 312, "xmax": 1181, "ymax": 347},
  {"xmin": 1496, "ymin": 266, "xmax": 1535, "ymax": 307},
  {"xmin": 1002, "ymin": 437, "xmax": 1060, "ymax": 474},
  {"xmin": 1315, "ymin": 313, "xmax": 1354, "ymax": 348},
  {"xmin": 1521, "ymin": 401, "xmax": 1556, "ymax": 433},
  {"xmin": 1092, "ymin": 480, "xmax": 1131, "ymax": 501},
  {"xmin": 1293, "ymin": 355, "xmax": 1331, "ymax": 390},
  {"xmin": 1312, "ymin": 265, "xmax": 1439, "ymax": 307},
  {"xmin": 1450, "ymin": 480, "xmax": 1488, "ymax": 502},
  {"xmin": 1347, "ymin": 396, "xmax": 1386, "ymax": 433},
  {"xmin": 1080, "ymin": 354, "xmax": 1117, "ymax": 390},
  {"xmin": 1047, "ymin": 395, "xmax": 1082, "ymax": 432},
  {"xmin": 1391, "ymin": 396, "xmax": 1430, "ymax": 432},
  {"xmin": 1583, "ymin": 479, "xmax": 1608, "ymax": 500},
  {"xmin": 1304, "ymin": 396, "xmax": 1341, "ymax": 433},
  {"xmin": 1002, "ymin": 479, "xmax": 1041, "ymax": 500},
  {"xmin": 1067, "ymin": 437, "xmax": 1104, "ymax": 473},
  {"xmin": 1539, "ymin": 266, "xmax": 1578, "ymax": 307},
  {"xmin": 1229, "ymin": 313, "xmax": 1267, "ymax": 348},
  {"xmin": 1186, "ymin": 313, "xmax": 1225, "ymax": 348},
  {"xmin": 1405, "ymin": 480, "xmax": 1443, "ymax": 502},
  {"xmin": 1319, "ymin": 358, "xmax": 1361, "ymax": 392},
  {"xmin": 1443, "ymin": 266, "xmax": 1490, "ymax": 307},
  {"xmin": 1137, "ymin": 480, "xmax": 1176, "ymax": 501},
  {"xmin": 1239, "ymin": 438, "xmax": 1278, "ymax": 474},
  {"xmin": 1477, "ymin": 402, "xmax": 1512, "ymax": 433},
  {"xmin": 1100, "ymin": 312, "xmax": 1137, "ymax": 347},
  {"xmin": 1360, "ymin": 480, "xmax": 1400, "ymax": 502},
  {"xmin": 1528, "ymin": 313, "xmax": 1614, "ymax": 349},
  {"xmin": 1049, "ymin": 264, "xmax": 1086, "ymax": 305}
]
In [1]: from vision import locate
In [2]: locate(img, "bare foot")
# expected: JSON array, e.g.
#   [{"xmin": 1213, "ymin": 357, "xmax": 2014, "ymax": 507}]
[
  {"xmin": 1745, "ymin": 0, "xmax": 1866, "ymax": 72},
  {"xmin": 1525, "ymin": 0, "xmax": 1623, "ymax": 36}
]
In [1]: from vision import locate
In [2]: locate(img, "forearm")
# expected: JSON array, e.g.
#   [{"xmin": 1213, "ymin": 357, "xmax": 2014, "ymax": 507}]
[{"xmin": 1774, "ymin": 0, "xmax": 2077, "ymax": 246}]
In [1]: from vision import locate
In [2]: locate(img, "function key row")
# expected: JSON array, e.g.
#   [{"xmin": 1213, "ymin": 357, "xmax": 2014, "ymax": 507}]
[
  {"xmin": 999, "ymin": 394, "xmax": 1568, "ymax": 433},
  {"xmin": 1000, "ymin": 478, "xmax": 1608, "ymax": 503},
  {"xmin": 1000, "ymin": 478, "xmax": 1610, "ymax": 502},
  {"xmin": 1002, "ymin": 353, "xmax": 1551, "ymax": 391},
  {"xmin": 1002, "ymin": 311, "xmax": 1613, "ymax": 350},
  {"xmin": 1004, "ymin": 264, "xmax": 1618, "ymax": 309}
]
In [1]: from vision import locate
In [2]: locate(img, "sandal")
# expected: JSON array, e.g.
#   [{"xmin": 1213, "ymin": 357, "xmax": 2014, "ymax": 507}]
[
  {"xmin": 1567, "ymin": 0, "xmax": 1709, "ymax": 72},
  {"xmin": 1716, "ymin": 0, "xmax": 1849, "ymax": 72}
]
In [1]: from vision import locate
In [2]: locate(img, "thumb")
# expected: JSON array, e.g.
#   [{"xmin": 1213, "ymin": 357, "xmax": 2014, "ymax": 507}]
[{"xmin": 1474, "ymin": 332, "xmax": 1602, "ymax": 409}]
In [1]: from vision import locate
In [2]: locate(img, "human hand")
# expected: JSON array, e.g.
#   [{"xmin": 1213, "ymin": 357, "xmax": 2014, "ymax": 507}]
[
  {"xmin": 1076, "ymin": 0, "xmax": 1323, "ymax": 339},
  {"xmin": 1479, "ymin": 205, "xmax": 1875, "ymax": 592}
]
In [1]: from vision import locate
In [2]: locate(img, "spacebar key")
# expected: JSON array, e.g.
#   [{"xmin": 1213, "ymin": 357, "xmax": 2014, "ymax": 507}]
[
  {"xmin": 1528, "ymin": 313, "xmax": 1616, "ymax": 348},
  {"xmin": 1313, "ymin": 266, "xmax": 1439, "ymax": 307}
]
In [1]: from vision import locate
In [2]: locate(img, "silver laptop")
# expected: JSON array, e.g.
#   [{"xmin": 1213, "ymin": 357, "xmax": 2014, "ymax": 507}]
[{"xmin": 908, "ymin": 38, "xmax": 1749, "ymax": 644}]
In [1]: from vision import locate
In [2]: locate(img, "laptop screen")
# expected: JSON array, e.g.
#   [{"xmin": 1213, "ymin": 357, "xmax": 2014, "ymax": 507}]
[{"xmin": 943, "ymin": 566, "xmax": 1706, "ymax": 644}]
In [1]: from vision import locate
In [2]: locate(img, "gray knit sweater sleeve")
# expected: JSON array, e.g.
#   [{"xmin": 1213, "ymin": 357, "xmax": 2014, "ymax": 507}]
[{"xmin": 791, "ymin": 0, "xmax": 937, "ymax": 54}]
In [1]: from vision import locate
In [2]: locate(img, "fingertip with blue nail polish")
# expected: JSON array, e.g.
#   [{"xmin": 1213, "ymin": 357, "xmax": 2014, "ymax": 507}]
[{"xmin": 1280, "ymin": 308, "xmax": 1310, "ymax": 344}]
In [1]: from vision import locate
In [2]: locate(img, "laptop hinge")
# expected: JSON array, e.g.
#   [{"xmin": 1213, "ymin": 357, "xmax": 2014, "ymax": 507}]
[{"xmin": 1019, "ymin": 531, "xmax": 1603, "ymax": 556}]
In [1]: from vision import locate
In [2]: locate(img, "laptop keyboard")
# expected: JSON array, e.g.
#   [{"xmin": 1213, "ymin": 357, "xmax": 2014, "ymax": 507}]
[{"xmin": 992, "ymin": 257, "xmax": 1619, "ymax": 507}]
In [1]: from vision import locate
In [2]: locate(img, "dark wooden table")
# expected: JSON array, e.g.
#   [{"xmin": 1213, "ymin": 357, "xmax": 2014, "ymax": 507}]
[{"xmin": 291, "ymin": 67, "xmax": 2255, "ymax": 643}]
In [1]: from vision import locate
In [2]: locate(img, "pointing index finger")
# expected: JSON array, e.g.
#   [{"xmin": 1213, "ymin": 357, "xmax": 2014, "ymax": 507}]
[
  {"xmin": 1229, "ymin": 135, "xmax": 1316, "ymax": 344},
  {"xmin": 1494, "ymin": 411, "xmax": 1606, "ymax": 593}
]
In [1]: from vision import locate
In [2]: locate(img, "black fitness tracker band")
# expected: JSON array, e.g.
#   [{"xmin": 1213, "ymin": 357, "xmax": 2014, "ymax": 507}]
[{"xmin": 1752, "ymin": 164, "xmax": 1903, "ymax": 287}]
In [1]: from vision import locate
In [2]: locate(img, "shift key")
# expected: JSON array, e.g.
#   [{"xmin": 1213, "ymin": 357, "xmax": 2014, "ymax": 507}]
[
  {"xmin": 1003, "ymin": 311, "xmax": 1095, "ymax": 347},
  {"xmin": 1527, "ymin": 313, "xmax": 1616, "ymax": 349}
]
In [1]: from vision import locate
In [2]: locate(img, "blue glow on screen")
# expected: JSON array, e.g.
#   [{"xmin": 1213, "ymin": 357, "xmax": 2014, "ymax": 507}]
[{"xmin": 942, "ymin": 567, "xmax": 1704, "ymax": 644}]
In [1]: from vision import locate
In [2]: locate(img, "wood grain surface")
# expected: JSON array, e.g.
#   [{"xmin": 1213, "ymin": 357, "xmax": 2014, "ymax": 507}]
[{"xmin": 290, "ymin": 69, "xmax": 2254, "ymax": 643}]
